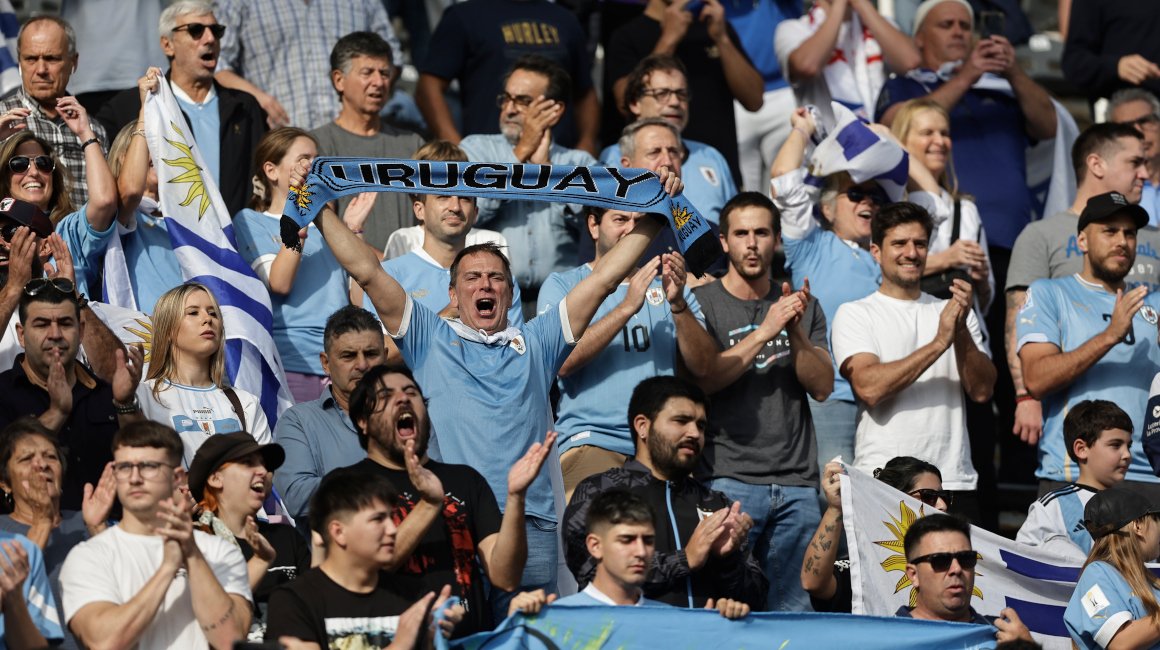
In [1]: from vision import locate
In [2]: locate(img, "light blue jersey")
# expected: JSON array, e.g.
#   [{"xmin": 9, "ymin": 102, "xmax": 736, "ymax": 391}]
[
  {"xmin": 1066, "ymin": 561, "xmax": 1160, "ymax": 650},
  {"xmin": 599, "ymin": 140, "xmax": 737, "ymax": 225},
  {"xmin": 233, "ymin": 209, "xmax": 349, "ymax": 375},
  {"xmin": 57, "ymin": 204, "xmax": 114, "ymax": 298},
  {"xmin": 1016, "ymin": 275, "xmax": 1160, "ymax": 483},
  {"xmin": 367, "ymin": 249, "xmax": 523, "ymax": 328},
  {"xmin": 392, "ymin": 296, "xmax": 574, "ymax": 521},
  {"xmin": 0, "ymin": 530, "xmax": 63, "ymax": 646},
  {"xmin": 119, "ymin": 211, "xmax": 184, "ymax": 313},
  {"xmin": 175, "ymin": 89, "xmax": 220, "ymax": 186},
  {"xmin": 538, "ymin": 264, "xmax": 703, "ymax": 456}
]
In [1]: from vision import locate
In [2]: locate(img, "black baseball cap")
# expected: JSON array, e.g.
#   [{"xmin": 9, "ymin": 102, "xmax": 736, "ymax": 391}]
[
  {"xmin": 0, "ymin": 197, "xmax": 51, "ymax": 238},
  {"xmin": 1081, "ymin": 487, "xmax": 1160, "ymax": 539},
  {"xmin": 1077, "ymin": 191, "xmax": 1150, "ymax": 233},
  {"xmin": 187, "ymin": 432, "xmax": 285, "ymax": 501}
]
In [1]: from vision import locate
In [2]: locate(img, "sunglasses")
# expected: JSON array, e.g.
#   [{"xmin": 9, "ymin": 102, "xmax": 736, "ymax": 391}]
[
  {"xmin": 910, "ymin": 550, "xmax": 978, "ymax": 572},
  {"xmin": 0, "ymin": 222, "xmax": 22, "ymax": 241},
  {"xmin": 24, "ymin": 278, "xmax": 74, "ymax": 296},
  {"xmin": 172, "ymin": 23, "xmax": 227, "ymax": 40},
  {"xmin": 842, "ymin": 186, "xmax": 891, "ymax": 206},
  {"xmin": 9, "ymin": 155, "xmax": 54, "ymax": 175},
  {"xmin": 909, "ymin": 488, "xmax": 954, "ymax": 508},
  {"xmin": 496, "ymin": 93, "xmax": 535, "ymax": 109}
]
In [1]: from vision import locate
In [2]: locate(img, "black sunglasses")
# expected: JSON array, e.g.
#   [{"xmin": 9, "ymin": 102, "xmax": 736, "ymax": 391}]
[
  {"xmin": 842, "ymin": 185, "xmax": 890, "ymax": 206},
  {"xmin": 910, "ymin": 550, "xmax": 978, "ymax": 572},
  {"xmin": 909, "ymin": 488, "xmax": 954, "ymax": 508},
  {"xmin": 24, "ymin": 278, "xmax": 74, "ymax": 296},
  {"xmin": 173, "ymin": 23, "xmax": 227, "ymax": 40},
  {"xmin": 9, "ymin": 155, "xmax": 54, "ymax": 175},
  {"xmin": 0, "ymin": 222, "xmax": 21, "ymax": 241}
]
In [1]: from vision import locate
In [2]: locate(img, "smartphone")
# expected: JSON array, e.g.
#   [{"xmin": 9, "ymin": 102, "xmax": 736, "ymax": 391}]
[
  {"xmin": 685, "ymin": 0, "xmax": 706, "ymax": 13},
  {"xmin": 979, "ymin": 11, "xmax": 1005, "ymax": 41}
]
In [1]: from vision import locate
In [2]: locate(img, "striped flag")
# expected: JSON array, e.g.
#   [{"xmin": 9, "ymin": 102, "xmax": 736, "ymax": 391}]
[
  {"xmin": 141, "ymin": 80, "xmax": 292, "ymax": 428},
  {"xmin": 805, "ymin": 102, "xmax": 909, "ymax": 203},
  {"xmin": 0, "ymin": 0, "xmax": 17, "ymax": 96}
]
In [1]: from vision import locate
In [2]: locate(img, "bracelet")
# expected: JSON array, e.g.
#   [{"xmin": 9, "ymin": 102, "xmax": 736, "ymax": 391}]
[
  {"xmin": 1015, "ymin": 394, "xmax": 1035, "ymax": 404},
  {"xmin": 351, "ymin": 229, "xmax": 365, "ymax": 235},
  {"xmin": 670, "ymin": 302, "xmax": 688, "ymax": 314},
  {"xmin": 113, "ymin": 394, "xmax": 140, "ymax": 414},
  {"xmin": 132, "ymin": 129, "xmax": 146, "ymax": 138},
  {"xmin": 81, "ymin": 137, "xmax": 99, "ymax": 150},
  {"xmin": 792, "ymin": 126, "xmax": 811, "ymax": 140}
]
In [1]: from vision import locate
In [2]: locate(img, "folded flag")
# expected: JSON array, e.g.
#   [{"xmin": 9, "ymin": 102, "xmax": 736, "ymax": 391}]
[
  {"xmin": 806, "ymin": 102, "xmax": 910, "ymax": 203},
  {"xmin": 282, "ymin": 157, "xmax": 723, "ymax": 276}
]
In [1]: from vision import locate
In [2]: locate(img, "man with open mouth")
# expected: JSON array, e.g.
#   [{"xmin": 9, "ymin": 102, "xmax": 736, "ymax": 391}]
[{"xmin": 296, "ymin": 155, "xmax": 684, "ymax": 622}]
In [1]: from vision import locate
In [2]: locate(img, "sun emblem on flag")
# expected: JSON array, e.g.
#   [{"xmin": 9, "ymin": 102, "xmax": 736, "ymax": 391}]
[
  {"xmin": 874, "ymin": 501, "xmax": 983, "ymax": 606},
  {"xmin": 671, "ymin": 203, "xmax": 692, "ymax": 229},
  {"xmin": 161, "ymin": 122, "xmax": 210, "ymax": 219},
  {"xmin": 123, "ymin": 317, "xmax": 154, "ymax": 363},
  {"xmin": 289, "ymin": 183, "xmax": 314, "ymax": 213}
]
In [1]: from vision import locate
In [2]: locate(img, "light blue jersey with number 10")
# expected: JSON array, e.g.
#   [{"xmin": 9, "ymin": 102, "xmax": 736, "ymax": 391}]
[{"xmin": 1016, "ymin": 274, "xmax": 1160, "ymax": 484}]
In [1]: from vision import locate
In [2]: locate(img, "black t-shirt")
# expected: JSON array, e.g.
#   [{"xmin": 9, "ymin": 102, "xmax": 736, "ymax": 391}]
[
  {"xmin": 604, "ymin": 15, "xmax": 750, "ymax": 186},
  {"xmin": 810, "ymin": 557, "xmax": 852, "ymax": 613},
  {"xmin": 265, "ymin": 567, "xmax": 417, "ymax": 647},
  {"xmin": 237, "ymin": 521, "xmax": 312, "ymax": 633},
  {"xmin": 419, "ymin": 0, "xmax": 592, "ymax": 148},
  {"xmin": 350, "ymin": 458, "xmax": 504, "ymax": 636}
]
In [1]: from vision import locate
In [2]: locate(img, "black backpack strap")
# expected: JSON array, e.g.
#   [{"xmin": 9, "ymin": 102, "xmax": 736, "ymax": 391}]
[
  {"xmin": 222, "ymin": 386, "xmax": 247, "ymax": 434},
  {"xmin": 950, "ymin": 198, "xmax": 962, "ymax": 244}
]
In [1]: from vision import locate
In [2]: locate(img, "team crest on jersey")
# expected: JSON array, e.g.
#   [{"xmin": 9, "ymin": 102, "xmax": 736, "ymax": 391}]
[
  {"xmin": 1142, "ymin": 305, "xmax": 1159, "ymax": 325},
  {"xmin": 699, "ymin": 166, "xmax": 719, "ymax": 187},
  {"xmin": 696, "ymin": 506, "xmax": 714, "ymax": 521},
  {"xmin": 646, "ymin": 287, "xmax": 665, "ymax": 306},
  {"xmin": 1018, "ymin": 288, "xmax": 1034, "ymax": 313},
  {"xmin": 509, "ymin": 335, "xmax": 526, "ymax": 355}
]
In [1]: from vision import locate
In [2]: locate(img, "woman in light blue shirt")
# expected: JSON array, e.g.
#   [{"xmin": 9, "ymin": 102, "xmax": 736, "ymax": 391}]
[{"xmin": 233, "ymin": 128, "xmax": 375, "ymax": 403}]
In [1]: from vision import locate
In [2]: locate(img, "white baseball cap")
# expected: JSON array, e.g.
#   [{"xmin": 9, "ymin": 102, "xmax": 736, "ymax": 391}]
[{"xmin": 911, "ymin": 0, "xmax": 974, "ymax": 37}]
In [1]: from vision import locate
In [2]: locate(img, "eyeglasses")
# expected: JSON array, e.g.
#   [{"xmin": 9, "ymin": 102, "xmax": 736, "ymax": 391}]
[
  {"xmin": 9, "ymin": 155, "xmax": 55, "ymax": 175},
  {"xmin": 172, "ymin": 23, "xmax": 227, "ymax": 40},
  {"xmin": 909, "ymin": 488, "xmax": 954, "ymax": 508},
  {"xmin": 1119, "ymin": 114, "xmax": 1160, "ymax": 132},
  {"xmin": 496, "ymin": 93, "xmax": 535, "ymax": 109},
  {"xmin": 640, "ymin": 88, "xmax": 690, "ymax": 103},
  {"xmin": 909, "ymin": 550, "xmax": 979, "ymax": 572},
  {"xmin": 842, "ymin": 185, "xmax": 891, "ymax": 206},
  {"xmin": 24, "ymin": 278, "xmax": 74, "ymax": 296},
  {"xmin": 113, "ymin": 461, "xmax": 175, "ymax": 480},
  {"xmin": 0, "ymin": 222, "xmax": 22, "ymax": 241}
]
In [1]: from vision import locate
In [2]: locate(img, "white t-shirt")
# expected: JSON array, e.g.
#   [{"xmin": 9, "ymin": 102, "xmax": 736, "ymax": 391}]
[
  {"xmin": 382, "ymin": 225, "xmax": 510, "ymax": 261},
  {"xmin": 831, "ymin": 291, "xmax": 985, "ymax": 490},
  {"xmin": 59, "ymin": 526, "xmax": 251, "ymax": 650},
  {"xmin": 136, "ymin": 379, "xmax": 272, "ymax": 468}
]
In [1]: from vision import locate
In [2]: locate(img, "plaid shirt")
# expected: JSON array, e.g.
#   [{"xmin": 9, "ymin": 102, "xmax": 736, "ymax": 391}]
[
  {"xmin": 0, "ymin": 88, "xmax": 109, "ymax": 207},
  {"xmin": 214, "ymin": 0, "xmax": 403, "ymax": 130}
]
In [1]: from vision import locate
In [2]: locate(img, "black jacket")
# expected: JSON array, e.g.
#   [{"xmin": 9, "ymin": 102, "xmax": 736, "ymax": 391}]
[
  {"xmin": 564, "ymin": 459, "xmax": 768, "ymax": 609},
  {"xmin": 1062, "ymin": 0, "xmax": 1160, "ymax": 103},
  {"xmin": 94, "ymin": 75, "xmax": 268, "ymax": 216}
]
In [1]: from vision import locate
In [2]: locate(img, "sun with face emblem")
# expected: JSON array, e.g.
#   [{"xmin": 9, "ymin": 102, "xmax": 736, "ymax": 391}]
[
  {"xmin": 161, "ymin": 122, "xmax": 210, "ymax": 219},
  {"xmin": 874, "ymin": 501, "xmax": 983, "ymax": 606},
  {"xmin": 123, "ymin": 317, "xmax": 153, "ymax": 363},
  {"xmin": 671, "ymin": 203, "xmax": 692, "ymax": 230}
]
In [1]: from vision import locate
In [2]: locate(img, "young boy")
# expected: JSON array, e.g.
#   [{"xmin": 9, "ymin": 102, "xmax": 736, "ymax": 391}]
[
  {"xmin": 264, "ymin": 470, "xmax": 463, "ymax": 649},
  {"xmin": 1016, "ymin": 400, "xmax": 1133, "ymax": 559},
  {"xmin": 508, "ymin": 490, "xmax": 749, "ymax": 619}
]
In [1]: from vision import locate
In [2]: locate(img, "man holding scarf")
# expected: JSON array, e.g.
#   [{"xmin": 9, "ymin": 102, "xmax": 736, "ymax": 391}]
[{"xmin": 289, "ymin": 157, "xmax": 688, "ymax": 620}]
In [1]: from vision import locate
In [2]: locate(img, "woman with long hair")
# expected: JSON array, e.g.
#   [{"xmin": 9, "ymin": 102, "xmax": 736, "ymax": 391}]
[
  {"xmin": 0, "ymin": 97, "xmax": 118, "ymax": 299},
  {"xmin": 0, "ymin": 417, "xmax": 115, "ymax": 650},
  {"xmin": 1064, "ymin": 488, "xmax": 1160, "ymax": 649},
  {"xmin": 233, "ymin": 127, "xmax": 375, "ymax": 403},
  {"xmin": 135, "ymin": 283, "xmax": 271, "ymax": 467},
  {"xmin": 188, "ymin": 433, "xmax": 309, "ymax": 639},
  {"xmin": 890, "ymin": 98, "xmax": 994, "ymax": 313},
  {"xmin": 802, "ymin": 457, "xmax": 951, "ymax": 613}
]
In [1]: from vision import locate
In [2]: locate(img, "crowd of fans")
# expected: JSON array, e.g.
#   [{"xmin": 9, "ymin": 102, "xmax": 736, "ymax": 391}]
[{"xmin": 0, "ymin": 0, "xmax": 1158, "ymax": 648}]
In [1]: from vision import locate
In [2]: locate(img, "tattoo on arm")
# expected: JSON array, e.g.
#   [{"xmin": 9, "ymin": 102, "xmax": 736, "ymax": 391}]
[
  {"xmin": 824, "ymin": 523, "xmax": 836, "ymax": 534},
  {"xmin": 810, "ymin": 554, "xmax": 822, "ymax": 575},
  {"xmin": 820, "ymin": 540, "xmax": 832, "ymax": 552},
  {"xmin": 202, "ymin": 599, "xmax": 235, "ymax": 633}
]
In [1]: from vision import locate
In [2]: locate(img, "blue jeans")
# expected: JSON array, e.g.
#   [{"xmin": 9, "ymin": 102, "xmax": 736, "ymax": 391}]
[
  {"xmin": 810, "ymin": 397, "xmax": 857, "ymax": 477},
  {"xmin": 487, "ymin": 516, "xmax": 559, "ymax": 624},
  {"xmin": 708, "ymin": 478, "xmax": 820, "ymax": 613}
]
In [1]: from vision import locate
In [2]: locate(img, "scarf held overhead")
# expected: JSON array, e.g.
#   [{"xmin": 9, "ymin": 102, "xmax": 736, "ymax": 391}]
[{"xmin": 282, "ymin": 157, "xmax": 723, "ymax": 275}]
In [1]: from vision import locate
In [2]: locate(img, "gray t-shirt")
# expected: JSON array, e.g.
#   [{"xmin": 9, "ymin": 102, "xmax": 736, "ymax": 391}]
[
  {"xmin": 310, "ymin": 121, "xmax": 426, "ymax": 251},
  {"xmin": 0, "ymin": 511, "xmax": 89, "ymax": 650},
  {"xmin": 692, "ymin": 280, "xmax": 827, "ymax": 488},
  {"xmin": 1006, "ymin": 211, "xmax": 1160, "ymax": 292}
]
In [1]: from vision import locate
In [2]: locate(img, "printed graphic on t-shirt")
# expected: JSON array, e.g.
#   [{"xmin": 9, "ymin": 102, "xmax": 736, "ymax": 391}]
[
  {"xmin": 500, "ymin": 21, "xmax": 562, "ymax": 45},
  {"xmin": 171, "ymin": 410, "xmax": 243, "ymax": 436},
  {"xmin": 726, "ymin": 324, "xmax": 790, "ymax": 369},
  {"xmin": 392, "ymin": 493, "xmax": 478, "ymax": 601},
  {"xmin": 323, "ymin": 616, "xmax": 399, "ymax": 649}
]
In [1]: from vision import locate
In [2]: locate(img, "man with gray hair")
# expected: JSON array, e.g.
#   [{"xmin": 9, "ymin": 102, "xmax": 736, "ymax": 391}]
[
  {"xmin": 0, "ymin": 15, "xmax": 108, "ymax": 206},
  {"xmin": 1110, "ymin": 88, "xmax": 1160, "ymax": 227},
  {"xmin": 93, "ymin": 0, "xmax": 267, "ymax": 215},
  {"xmin": 311, "ymin": 31, "xmax": 423, "ymax": 254}
]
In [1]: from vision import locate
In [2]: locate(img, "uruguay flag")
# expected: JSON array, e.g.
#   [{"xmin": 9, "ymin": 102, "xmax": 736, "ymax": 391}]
[
  {"xmin": 805, "ymin": 102, "xmax": 909, "ymax": 203},
  {"xmin": 0, "ymin": 0, "xmax": 17, "ymax": 96},
  {"xmin": 141, "ymin": 80, "xmax": 293, "ymax": 428}
]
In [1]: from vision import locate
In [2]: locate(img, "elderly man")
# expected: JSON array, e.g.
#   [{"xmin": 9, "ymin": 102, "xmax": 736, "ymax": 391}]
[
  {"xmin": 899, "ymin": 514, "xmax": 1032, "ymax": 643},
  {"xmin": 273, "ymin": 306, "xmax": 388, "ymax": 535},
  {"xmin": 312, "ymin": 31, "xmax": 424, "ymax": 253},
  {"xmin": 0, "ymin": 15, "xmax": 108, "ymax": 206},
  {"xmin": 600, "ymin": 55, "xmax": 736, "ymax": 225},
  {"xmin": 94, "ymin": 0, "xmax": 267, "ymax": 216},
  {"xmin": 1110, "ymin": 88, "xmax": 1160, "ymax": 228},
  {"xmin": 460, "ymin": 54, "xmax": 597, "ymax": 305}
]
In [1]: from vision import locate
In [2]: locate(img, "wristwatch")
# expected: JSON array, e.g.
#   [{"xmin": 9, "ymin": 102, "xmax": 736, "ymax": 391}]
[{"xmin": 113, "ymin": 394, "xmax": 140, "ymax": 414}]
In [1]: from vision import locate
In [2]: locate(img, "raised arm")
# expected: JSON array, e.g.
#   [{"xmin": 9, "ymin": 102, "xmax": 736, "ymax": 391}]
[
  {"xmin": 118, "ymin": 68, "xmax": 163, "ymax": 225},
  {"xmin": 787, "ymin": 280, "xmax": 834, "ymax": 401},
  {"xmin": 383, "ymin": 442, "xmax": 445, "ymax": 572},
  {"xmin": 991, "ymin": 36, "xmax": 1056, "ymax": 141},
  {"xmin": 60, "ymin": 97, "xmax": 117, "ymax": 231},
  {"xmin": 478, "ymin": 433, "xmax": 555, "ymax": 592},
  {"xmin": 290, "ymin": 161, "xmax": 407, "ymax": 332},
  {"xmin": 214, "ymin": 71, "xmax": 288, "ymax": 129},
  {"xmin": 850, "ymin": 0, "xmax": 921, "ymax": 73},
  {"xmin": 700, "ymin": 0, "xmax": 763, "ymax": 111},
  {"xmin": 558, "ymin": 258, "xmax": 658, "ymax": 377},
  {"xmin": 802, "ymin": 463, "xmax": 844, "ymax": 601},
  {"xmin": 0, "ymin": 541, "xmax": 50, "ymax": 649},
  {"xmin": 786, "ymin": 0, "xmax": 846, "ymax": 82}
]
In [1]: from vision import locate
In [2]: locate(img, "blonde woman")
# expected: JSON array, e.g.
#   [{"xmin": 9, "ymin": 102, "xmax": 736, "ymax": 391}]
[
  {"xmin": 890, "ymin": 98, "xmax": 994, "ymax": 314},
  {"xmin": 135, "ymin": 283, "xmax": 271, "ymax": 467}
]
